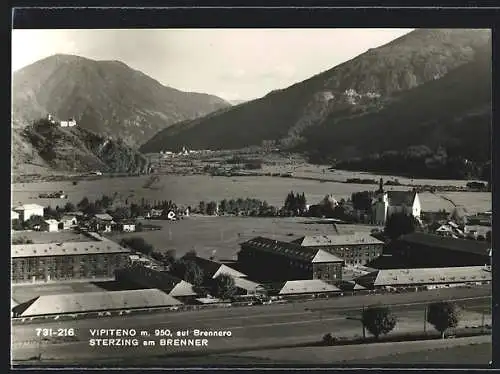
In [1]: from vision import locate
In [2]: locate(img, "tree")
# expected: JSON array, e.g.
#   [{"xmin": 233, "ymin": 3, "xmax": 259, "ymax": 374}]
[
  {"xmin": 486, "ymin": 231, "xmax": 492, "ymax": 243},
  {"xmin": 211, "ymin": 273, "xmax": 237, "ymax": 300},
  {"xmin": 427, "ymin": 302, "xmax": 461, "ymax": 339},
  {"xmin": 385, "ymin": 212, "xmax": 419, "ymax": 240},
  {"xmin": 113, "ymin": 207, "xmax": 131, "ymax": 220},
  {"xmin": 198, "ymin": 201, "xmax": 207, "ymax": 215},
  {"xmin": 120, "ymin": 237, "xmax": 154, "ymax": 255},
  {"xmin": 184, "ymin": 261, "xmax": 204, "ymax": 287},
  {"xmin": 77, "ymin": 197, "xmax": 90, "ymax": 211},
  {"xmin": 24, "ymin": 215, "xmax": 45, "ymax": 230},
  {"xmin": 219, "ymin": 199, "xmax": 228, "ymax": 214},
  {"xmin": 64, "ymin": 202, "xmax": 76, "ymax": 212},
  {"xmin": 101, "ymin": 195, "xmax": 113, "ymax": 209},
  {"xmin": 206, "ymin": 201, "xmax": 218, "ymax": 216},
  {"xmin": 361, "ymin": 305, "xmax": 397, "ymax": 339}
]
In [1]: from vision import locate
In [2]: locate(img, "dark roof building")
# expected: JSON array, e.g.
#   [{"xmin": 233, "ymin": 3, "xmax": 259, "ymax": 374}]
[
  {"xmin": 392, "ymin": 232, "xmax": 491, "ymax": 268},
  {"xmin": 386, "ymin": 191, "xmax": 417, "ymax": 206},
  {"xmin": 188, "ymin": 256, "xmax": 247, "ymax": 280},
  {"xmin": 238, "ymin": 237, "xmax": 345, "ymax": 283},
  {"xmin": 115, "ymin": 264, "xmax": 197, "ymax": 300}
]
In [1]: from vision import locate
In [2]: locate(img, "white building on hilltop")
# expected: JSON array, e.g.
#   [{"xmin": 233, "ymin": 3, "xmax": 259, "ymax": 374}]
[{"xmin": 60, "ymin": 119, "xmax": 77, "ymax": 127}]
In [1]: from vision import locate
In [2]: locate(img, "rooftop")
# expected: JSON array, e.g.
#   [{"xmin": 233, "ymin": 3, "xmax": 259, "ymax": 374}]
[
  {"xmin": 13, "ymin": 204, "xmax": 45, "ymax": 211},
  {"xmin": 356, "ymin": 266, "xmax": 492, "ymax": 287},
  {"xmin": 294, "ymin": 233, "xmax": 384, "ymax": 247},
  {"xmin": 189, "ymin": 256, "xmax": 247, "ymax": 279},
  {"xmin": 386, "ymin": 191, "xmax": 417, "ymax": 206},
  {"xmin": 11, "ymin": 237, "xmax": 130, "ymax": 258},
  {"xmin": 13, "ymin": 289, "xmax": 182, "ymax": 317},
  {"xmin": 241, "ymin": 237, "xmax": 345, "ymax": 264},
  {"xmin": 94, "ymin": 213, "xmax": 114, "ymax": 221},
  {"xmin": 397, "ymin": 232, "xmax": 490, "ymax": 256},
  {"xmin": 233, "ymin": 277, "xmax": 265, "ymax": 292},
  {"xmin": 279, "ymin": 279, "xmax": 341, "ymax": 295},
  {"xmin": 11, "ymin": 231, "xmax": 99, "ymax": 244}
]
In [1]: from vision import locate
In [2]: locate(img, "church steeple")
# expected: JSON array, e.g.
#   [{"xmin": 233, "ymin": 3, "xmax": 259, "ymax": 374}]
[{"xmin": 377, "ymin": 177, "xmax": 384, "ymax": 194}]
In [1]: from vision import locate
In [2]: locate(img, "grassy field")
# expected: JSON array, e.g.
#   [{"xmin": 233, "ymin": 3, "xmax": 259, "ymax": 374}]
[
  {"xmin": 11, "ymin": 174, "xmax": 491, "ymax": 214},
  {"xmin": 106, "ymin": 216, "xmax": 376, "ymax": 259}
]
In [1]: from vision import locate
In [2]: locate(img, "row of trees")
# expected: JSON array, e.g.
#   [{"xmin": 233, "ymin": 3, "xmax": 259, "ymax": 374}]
[
  {"xmin": 195, "ymin": 198, "xmax": 278, "ymax": 217},
  {"xmin": 334, "ymin": 145, "xmax": 491, "ymax": 181},
  {"xmin": 323, "ymin": 301, "xmax": 462, "ymax": 344}
]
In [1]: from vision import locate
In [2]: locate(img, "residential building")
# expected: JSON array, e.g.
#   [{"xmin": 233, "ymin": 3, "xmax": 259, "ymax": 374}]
[
  {"xmin": 238, "ymin": 237, "xmax": 345, "ymax": 283},
  {"xmin": 355, "ymin": 266, "xmax": 491, "ymax": 290},
  {"xmin": 292, "ymin": 233, "xmax": 384, "ymax": 266},
  {"xmin": 372, "ymin": 187, "xmax": 421, "ymax": 226},
  {"xmin": 60, "ymin": 215, "xmax": 78, "ymax": 230},
  {"xmin": 12, "ymin": 289, "xmax": 181, "ymax": 317},
  {"xmin": 13, "ymin": 204, "xmax": 45, "ymax": 222},
  {"xmin": 60, "ymin": 119, "xmax": 77, "ymax": 127},
  {"xmin": 92, "ymin": 213, "xmax": 115, "ymax": 232},
  {"xmin": 11, "ymin": 237, "xmax": 130, "ymax": 284},
  {"xmin": 11, "ymin": 211, "xmax": 20, "ymax": 221},
  {"xmin": 41, "ymin": 219, "xmax": 60, "ymax": 232},
  {"xmin": 391, "ymin": 232, "xmax": 491, "ymax": 268},
  {"xmin": 118, "ymin": 221, "xmax": 136, "ymax": 232},
  {"xmin": 277, "ymin": 279, "xmax": 342, "ymax": 298}
]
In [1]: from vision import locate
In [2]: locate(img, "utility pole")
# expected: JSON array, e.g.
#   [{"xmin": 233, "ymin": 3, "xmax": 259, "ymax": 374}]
[
  {"xmin": 362, "ymin": 304, "xmax": 366, "ymax": 340},
  {"xmin": 424, "ymin": 306, "xmax": 427, "ymax": 334},
  {"xmin": 481, "ymin": 310, "xmax": 485, "ymax": 333}
]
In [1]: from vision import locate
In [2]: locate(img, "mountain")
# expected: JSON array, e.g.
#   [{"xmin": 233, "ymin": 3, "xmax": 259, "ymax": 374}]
[
  {"xmin": 12, "ymin": 54, "xmax": 231, "ymax": 146},
  {"xmin": 12, "ymin": 118, "xmax": 150, "ymax": 176},
  {"xmin": 140, "ymin": 29, "xmax": 491, "ymax": 161}
]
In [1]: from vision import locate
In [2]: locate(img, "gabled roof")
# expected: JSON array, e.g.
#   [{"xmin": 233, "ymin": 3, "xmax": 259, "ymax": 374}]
[
  {"xmin": 190, "ymin": 256, "xmax": 246, "ymax": 279},
  {"xmin": 169, "ymin": 280, "xmax": 197, "ymax": 297},
  {"xmin": 94, "ymin": 213, "xmax": 114, "ymax": 221},
  {"xmin": 13, "ymin": 289, "xmax": 182, "ymax": 317},
  {"xmin": 294, "ymin": 233, "xmax": 384, "ymax": 247},
  {"xmin": 355, "ymin": 266, "xmax": 491, "ymax": 288},
  {"xmin": 44, "ymin": 219, "xmax": 59, "ymax": 225},
  {"xmin": 397, "ymin": 232, "xmax": 490, "ymax": 256},
  {"xmin": 241, "ymin": 237, "xmax": 344, "ymax": 264},
  {"xmin": 386, "ymin": 191, "xmax": 417, "ymax": 206},
  {"xmin": 60, "ymin": 215, "xmax": 78, "ymax": 221},
  {"xmin": 14, "ymin": 204, "xmax": 45, "ymax": 211},
  {"xmin": 233, "ymin": 277, "xmax": 265, "ymax": 292},
  {"xmin": 279, "ymin": 280, "xmax": 341, "ymax": 295}
]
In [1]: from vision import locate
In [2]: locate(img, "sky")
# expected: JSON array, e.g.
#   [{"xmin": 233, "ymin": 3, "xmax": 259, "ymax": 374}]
[{"xmin": 12, "ymin": 28, "xmax": 413, "ymax": 102}]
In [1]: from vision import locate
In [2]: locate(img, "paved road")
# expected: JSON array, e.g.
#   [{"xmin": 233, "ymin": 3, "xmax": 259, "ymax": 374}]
[{"xmin": 11, "ymin": 286, "xmax": 491, "ymax": 364}]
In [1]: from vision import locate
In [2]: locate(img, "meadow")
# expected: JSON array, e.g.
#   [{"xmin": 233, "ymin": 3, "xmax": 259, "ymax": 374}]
[
  {"xmin": 105, "ymin": 216, "xmax": 377, "ymax": 260},
  {"xmin": 11, "ymin": 174, "xmax": 491, "ymax": 214}
]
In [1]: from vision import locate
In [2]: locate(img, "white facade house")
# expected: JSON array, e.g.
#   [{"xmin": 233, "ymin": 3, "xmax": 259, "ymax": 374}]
[
  {"xmin": 42, "ymin": 219, "xmax": 60, "ymax": 232},
  {"xmin": 121, "ymin": 223, "xmax": 136, "ymax": 232},
  {"xmin": 60, "ymin": 119, "xmax": 77, "ymax": 127},
  {"xmin": 60, "ymin": 215, "xmax": 78, "ymax": 230},
  {"xmin": 13, "ymin": 204, "xmax": 45, "ymax": 222},
  {"xmin": 372, "ymin": 191, "xmax": 421, "ymax": 226}
]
